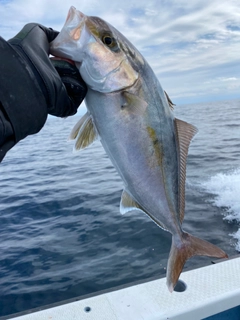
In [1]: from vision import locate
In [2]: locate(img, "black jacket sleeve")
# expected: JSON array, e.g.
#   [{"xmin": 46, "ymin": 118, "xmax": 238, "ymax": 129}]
[
  {"xmin": 0, "ymin": 35, "xmax": 48, "ymax": 162},
  {"xmin": 0, "ymin": 104, "xmax": 15, "ymax": 162}
]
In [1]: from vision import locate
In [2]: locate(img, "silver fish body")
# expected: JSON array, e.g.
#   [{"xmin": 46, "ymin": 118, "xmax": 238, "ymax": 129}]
[{"xmin": 50, "ymin": 7, "xmax": 227, "ymax": 291}]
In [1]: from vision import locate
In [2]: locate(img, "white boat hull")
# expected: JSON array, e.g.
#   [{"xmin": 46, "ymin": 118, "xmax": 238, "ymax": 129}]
[{"xmin": 2, "ymin": 256, "xmax": 240, "ymax": 320}]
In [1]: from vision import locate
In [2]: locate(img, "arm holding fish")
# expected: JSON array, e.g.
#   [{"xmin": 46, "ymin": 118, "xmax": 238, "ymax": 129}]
[{"xmin": 0, "ymin": 23, "xmax": 87, "ymax": 162}]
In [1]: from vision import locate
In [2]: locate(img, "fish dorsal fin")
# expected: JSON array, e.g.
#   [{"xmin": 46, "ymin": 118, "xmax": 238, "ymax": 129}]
[
  {"xmin": 175, "ymin": 118, "xmax": 198, "ymax": 223},
  {"xmin": 164, "ymin": 91, "xmax": 175, "ymax": 110},
  {"xmin": 120, "ymin": 190, "xmax": 145, "ymax": 215},
  {"xmin": 69, "ymin": 112, "xmax": 98, "ymax": 150}
]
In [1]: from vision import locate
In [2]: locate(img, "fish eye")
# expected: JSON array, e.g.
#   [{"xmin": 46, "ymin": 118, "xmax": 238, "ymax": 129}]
[
  {"xmin": 102, "ymin": 35, "xmax": 113, "ymax": 45},
  {"xmin": 102, "ymin": 34, "xmax": 118, "ymax": 50}
]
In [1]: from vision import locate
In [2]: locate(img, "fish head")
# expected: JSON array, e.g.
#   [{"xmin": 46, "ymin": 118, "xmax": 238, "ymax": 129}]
[{"xmin": 51, "ymin": 6, "xmax": 141, "ymax": 93}]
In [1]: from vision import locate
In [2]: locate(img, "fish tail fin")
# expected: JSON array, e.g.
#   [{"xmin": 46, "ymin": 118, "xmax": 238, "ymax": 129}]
[{"xmin": 166, "ymin": 232, "xmax": 228, "ymax": 292}]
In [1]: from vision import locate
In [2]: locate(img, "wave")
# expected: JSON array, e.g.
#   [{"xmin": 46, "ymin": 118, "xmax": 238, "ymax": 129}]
[{"xmin": 201, "ymin": 168, "xmax": 240, "ymax": 251}]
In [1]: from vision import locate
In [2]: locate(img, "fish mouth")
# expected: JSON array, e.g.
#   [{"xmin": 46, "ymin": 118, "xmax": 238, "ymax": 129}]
[
  {"xmin": 50, "ymin": 56, "xmax": 75, "ymax": 65},
  {"xmin": 50, "ymin": 6, "xmax": 86, "ymax": 59},
  {"xmin": 67, "ymin": 6, "xmax": 86, "ymax": 41}
]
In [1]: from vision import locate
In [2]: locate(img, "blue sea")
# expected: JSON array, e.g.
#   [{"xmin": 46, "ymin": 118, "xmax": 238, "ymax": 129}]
[{"xmin": 0, "ymin": 99, "xmax": 239, "ymax": 317}]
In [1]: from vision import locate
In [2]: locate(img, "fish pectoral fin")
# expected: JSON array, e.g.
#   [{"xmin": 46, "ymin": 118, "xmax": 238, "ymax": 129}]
[
  {"xmin": 120, "ymin": 190, "xmax": 145, "ymax": 215},
  {"xmin": 175, "ymin": 118, "xmax": 198, "ymax": 222},
  {"xmin": 69, "ymin": 112, "xmax": 98, "ymax": 150},
  {"xmin": 122, "ymin": 92, "xmax": 147, "ymax": 115}
]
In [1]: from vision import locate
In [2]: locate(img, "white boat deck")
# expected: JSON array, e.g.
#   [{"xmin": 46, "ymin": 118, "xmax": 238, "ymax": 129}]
[{"xmin": 3, "ymin": 256, "xmax": 240, "ymax": 320}]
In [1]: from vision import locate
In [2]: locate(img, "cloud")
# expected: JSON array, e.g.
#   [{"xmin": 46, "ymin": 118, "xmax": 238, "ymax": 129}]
[{"xmin": 0, "ymin": 0, "xmax": 239, "ymax": 104}]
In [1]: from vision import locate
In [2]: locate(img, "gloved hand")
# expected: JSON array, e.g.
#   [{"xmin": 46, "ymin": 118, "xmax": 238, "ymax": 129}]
[
  {"xmin": 0, "ymin": 23, "xmax": 88, "ymax": 161},
  {"xmin": 50, "ymin": 57, "xmax": 87, "ymax": 117},
  {"xmin": 8, "ymin": 23, "xmax": 87, "ymax": 118}
]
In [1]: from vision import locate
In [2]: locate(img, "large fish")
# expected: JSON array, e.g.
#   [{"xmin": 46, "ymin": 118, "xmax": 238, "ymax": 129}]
[{"xmin": 50, "ymin": 6, "xmax": 227, "ymax": 292}]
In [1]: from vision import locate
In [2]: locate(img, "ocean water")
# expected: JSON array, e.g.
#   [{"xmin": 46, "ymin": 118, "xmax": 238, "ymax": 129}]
[{"xmin": 0, "ymin": 99, "xmax": 239, "ymax": 317}]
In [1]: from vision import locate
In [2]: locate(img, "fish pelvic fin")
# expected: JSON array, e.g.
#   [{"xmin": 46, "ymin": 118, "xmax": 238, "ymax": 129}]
[
  {"xmin": 69, "ymin": 112, "xmax": 98, "ymax": 150},
  {"xmin": 69, "ymin": 113, "xmax": 89, "ymax": 140},
  {"xmin": 166, "ymin": 232, "xmax": 228, "ymax": 292}
]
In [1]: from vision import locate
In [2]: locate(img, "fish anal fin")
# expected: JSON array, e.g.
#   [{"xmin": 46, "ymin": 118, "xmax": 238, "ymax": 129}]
[
  {"xmin": 120, "ymin": 190, "xmax": 168, "ymax": 231},
  {"xmin": 69, "ymin": 113, "xmax": 98, "ymax": 150},
  {"xmin": 175, "ymin": 118, "xmax": 198, "ymax": 223},
  {"xmin": 120, "ymin": 190, "xmax": 145, "ymax": 215},
  {"xmin": 167, "ymin": 232, "xmax": 228, "ymax": 292}
]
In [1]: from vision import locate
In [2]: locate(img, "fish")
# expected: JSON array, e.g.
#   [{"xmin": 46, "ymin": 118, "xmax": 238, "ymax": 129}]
[{"xmin": 50, "ymin": 6, "xmax": 228, "ymax": 292}]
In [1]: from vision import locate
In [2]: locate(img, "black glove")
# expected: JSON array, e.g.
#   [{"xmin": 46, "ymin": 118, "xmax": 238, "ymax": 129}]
[
  {"xmin": 0, "ymin": 23, "xmax": 87, "ymax": 146},
  {"xmin": 50, "ymin": 57, "xmax": 87, "ymax": 116},
  {"xmin": 8, "ymin": 23, "xmax": 87, "ymax": 118},
  {"xmin": 0, "ymin": 23, "xmax": 87, "ymax": 161}
]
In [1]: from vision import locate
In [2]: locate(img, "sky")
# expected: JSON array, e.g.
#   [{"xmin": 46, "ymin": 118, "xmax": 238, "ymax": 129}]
[{"xmin": 0, "ymin": 0, "xmax": 239, "ymax": 105}]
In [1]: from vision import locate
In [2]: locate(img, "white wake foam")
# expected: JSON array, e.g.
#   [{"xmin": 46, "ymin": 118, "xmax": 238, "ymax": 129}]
[{"xmin": 201, "ymin": 168, "xmax": 240, "ymax": 251}]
